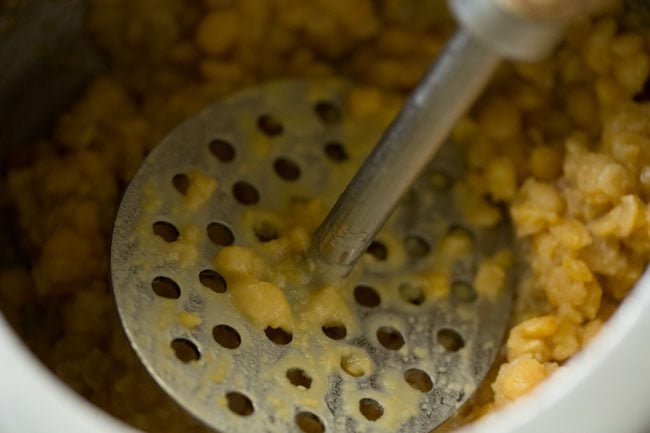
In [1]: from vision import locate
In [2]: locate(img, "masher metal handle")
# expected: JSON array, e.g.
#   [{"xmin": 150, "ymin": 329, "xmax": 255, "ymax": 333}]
[
  {"xmin": 312, "ymin": 30, "xmax": 500, "ymax": 279},
  {"xmin": 311, "ymin": 0, "xmax": 603, "ymax": 280}
]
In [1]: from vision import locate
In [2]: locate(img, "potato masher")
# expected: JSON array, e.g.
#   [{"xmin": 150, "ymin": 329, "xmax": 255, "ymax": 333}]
[{"xmin": 111, "ymin": 0, "xmax": 602, "ymax": 432}]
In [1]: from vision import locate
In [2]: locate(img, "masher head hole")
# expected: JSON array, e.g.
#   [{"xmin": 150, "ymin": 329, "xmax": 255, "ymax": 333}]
[
  {"xmin": 359, "ymin": 398, "xmax": 384, "ymax": 421},
  {"xmin": 111, "ymin": 81, "xmax": 514, "ymax": 433},
  {"xmin": 264, "ymin": 326, "xmax": 293, "ymax": 345},
  {"xmin": 210, "ymin": 138, "xmax": 236, "ymax": 162},
  {"xmin": 404, "ymin": 369, "xmax": 434, "ymax": 393},
  {"xmin": 199, "ymin": 269, "xmax": 227, "ymax": 293},
  {"xmin": 296, "ymin": 412, "xmax": 325, "ymax": 433},
  {"xmin": 286, "ymin": 368, "xmax": 313, "ymax": 389},
  {"xmin": 226, "ymin": 392, "xmax": 254, "ymax": 416},
  {"xmin": 171, "ymin": 338, "xmax": 200, "ymax": 363},
  {"xmin": 322, "ymin": 324, "xmax": 347, "ymax": 341},
  {"xmin": 324, "ymin": 141, "xmax": 349, "ymax": 162},
  {"xmin": 213, "ymin": 325, "xmax": 242, "ymax": 349}
]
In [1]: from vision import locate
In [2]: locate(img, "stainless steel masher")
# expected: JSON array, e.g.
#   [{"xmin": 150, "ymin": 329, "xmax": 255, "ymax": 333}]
[{"xmin": 111, "ymin": 0, "xmax": 601, "ymax": 432}]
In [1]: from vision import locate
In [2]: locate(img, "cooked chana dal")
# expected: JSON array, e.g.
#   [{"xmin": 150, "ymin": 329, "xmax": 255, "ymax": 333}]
[{"xmin": 1, "ymin": 0, "xmax": 649, "ymax": 432}]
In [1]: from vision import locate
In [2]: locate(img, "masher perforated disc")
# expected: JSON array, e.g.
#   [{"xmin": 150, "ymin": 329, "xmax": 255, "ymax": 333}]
[{"xmin": 111, "ymin": 80, "xmax": 514, "ymax": 433}]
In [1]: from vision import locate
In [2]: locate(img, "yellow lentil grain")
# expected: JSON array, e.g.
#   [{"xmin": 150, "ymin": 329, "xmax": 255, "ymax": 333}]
[
  {"xmin": 199, "ymin": 60, "xmax": 246, "ymax": 84},
  {"xmin": 478, "ymin": 97, "xmax": 522, "ymax": 141},
  {"xmin": 611, "ymin": 33, "xmax": 645, "ymax": 58},
  {"xmin": 566, "ymin": 86, "xmax": 598, "ymax": 127},
  {"xmin": 550, "ymin": 219, "xmax": 592, "ymax": 250},
  {"xmin": 589, "ymin": 194, "xmax": 645, "ymax": 237},
  {"xmin": 184, "ymin": 172, "xmax": 218, "ymax": 211},
  {"xmin": 511, "ymin": 180, "xmax": 564, "ymax": 236},
  {"xmin": 506, "ymin": 315, "xmax": 558, "ymax": 362},
  {"xmin": 178, "ymin": 312, "xmax": 202, "ymax": 329},
  {"xmin": 614, "ymin": 52, "xmax": 650, "ymax": 93},
  {"xmin": 474, "ymin": 261, "xmax": 505, "ymax": 300},
  {"xmin": 195, "ymin": 10, "xmax": 240, "ymax": 55},
  {"xmin": 595, "ymin": 75, "xmax": 626, "ymax": 106},
  {"xmin": 528, "ymin": 145, "xmax": 563, "ymax": 181},
  {"xmin": 485, "ymin": 156, "xmax": 517, "ymax": 202},
  {"xmin": 492, "ymin": 354, "xmax": 552, "ymax": 407}
]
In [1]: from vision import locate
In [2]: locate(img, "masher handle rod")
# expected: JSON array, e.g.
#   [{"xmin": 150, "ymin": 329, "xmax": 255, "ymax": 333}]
[{"xmin": 311, "ymin": 29, "xmax": 500, "ymax": 280}]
